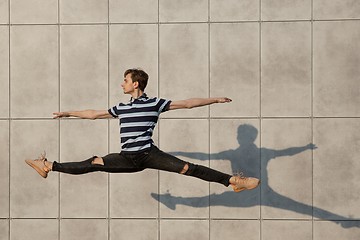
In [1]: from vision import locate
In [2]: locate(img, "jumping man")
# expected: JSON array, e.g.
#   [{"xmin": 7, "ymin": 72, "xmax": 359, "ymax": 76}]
[{"xmin": 25, "ymin": 68, "xmax": 259, "ymax": 193}]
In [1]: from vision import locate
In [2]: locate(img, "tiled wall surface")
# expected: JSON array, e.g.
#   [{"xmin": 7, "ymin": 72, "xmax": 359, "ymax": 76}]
[{"xmin": 1, "ymin": 0, "xmax": 360, "ymax": 239}]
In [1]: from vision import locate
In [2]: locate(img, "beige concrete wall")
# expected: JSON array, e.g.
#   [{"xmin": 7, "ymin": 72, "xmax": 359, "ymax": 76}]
[{"xmin": 1, "ymin": 0, "xmax": 360, "ymax": 239}]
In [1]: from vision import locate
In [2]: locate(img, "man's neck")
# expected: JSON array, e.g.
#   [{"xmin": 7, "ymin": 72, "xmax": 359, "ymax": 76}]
[{"xmin": 130, "ymin": 89, "xmax": 144, "ymax": 100}]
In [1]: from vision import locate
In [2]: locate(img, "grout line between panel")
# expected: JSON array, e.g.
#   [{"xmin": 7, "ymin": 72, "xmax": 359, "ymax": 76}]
[
  {"xmin": 2, "ymin": 116, "xmax": 360, "ymax": 121},
  {"xmin": 208, "ymin": 1, "xmax": 211, "ymax": 239},
  {"xmin": 7, "ymin": 216, "xmax": 359, "ymax": 221},
  {"xmin": 311, "ymin": 1, "xmax": 314, "ymax": 239},
  {"xmin": 157, "ymin": 1, "xmax": 161, "ymax": 239},
  {"xmin": 2, "ymin": 116, "xmax": 360, "ymax": 122},
  {"xmin": 259, "ymin": 1, "xmax": 262, "ymax": 239},
  {"xmin": 107, "ymin": 1, "xmax": 111, "ymax": 239},
  {"xmin": 8, "ymin": 0, "xmax": 11, "ymax": 239},
  {"xmin": 4, "ymin": 18, "xmax": 360, "ymax": 27},
  {"xmin": 58, "ymin": 1, "xmax": 61, "ymax": 239}
]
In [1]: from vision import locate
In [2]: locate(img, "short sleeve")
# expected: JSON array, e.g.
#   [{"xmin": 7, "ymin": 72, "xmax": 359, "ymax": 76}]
[
  {"xmin": 108, "ymin": 108, "xmax": 117, "ymax": 118},
  {"xmin": 108, "ymin": 103, "xmax": 125, "ymax": 118},
  {"xmin": 157, "ymin": 99, "xmax": 172, "ymax": 113}
]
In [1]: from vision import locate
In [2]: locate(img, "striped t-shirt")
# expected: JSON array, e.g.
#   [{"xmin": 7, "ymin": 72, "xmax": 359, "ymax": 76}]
[{"xmin": 108, "ymin": 93, "xmax": 171, "ymax": 154}]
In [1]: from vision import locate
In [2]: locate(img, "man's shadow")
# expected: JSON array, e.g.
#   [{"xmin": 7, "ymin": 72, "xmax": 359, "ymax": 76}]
[{"xmin": 151, "ymin": 124, "xmax": 359, "ymax": 229}]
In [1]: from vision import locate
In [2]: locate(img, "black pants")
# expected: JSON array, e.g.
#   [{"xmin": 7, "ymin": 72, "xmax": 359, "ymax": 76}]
[{"xmin": 52, "ymin": 145, "xmax": 232, "ymax": 187}]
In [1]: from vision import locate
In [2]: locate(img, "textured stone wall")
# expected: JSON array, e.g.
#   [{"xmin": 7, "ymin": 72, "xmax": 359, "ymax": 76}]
[{"xmin": 1, "ymin": 0, "xmax": 359, "ymax": 239}]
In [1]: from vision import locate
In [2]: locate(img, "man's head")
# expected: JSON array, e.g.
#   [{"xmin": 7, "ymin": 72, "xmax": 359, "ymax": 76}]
[{"xmin": 123, "ymin": 68, "xmax": 148, "ymax": 91}]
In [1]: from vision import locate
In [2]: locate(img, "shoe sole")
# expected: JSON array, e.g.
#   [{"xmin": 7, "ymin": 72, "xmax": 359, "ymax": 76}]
[
  {"xmin": 232, "ymin": 179, "xmax": 260, "ymax": 193},
  {"xmin": 25, "ymin": 159, "xmax": 47, "ymax": 178}
]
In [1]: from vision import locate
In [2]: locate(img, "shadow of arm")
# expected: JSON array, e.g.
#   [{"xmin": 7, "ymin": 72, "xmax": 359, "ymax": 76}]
[{"xmin": 274, "ymin": 143, "xmax": 317, "ymax": 158}]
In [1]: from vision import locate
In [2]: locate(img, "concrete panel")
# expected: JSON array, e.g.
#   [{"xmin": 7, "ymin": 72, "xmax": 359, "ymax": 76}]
[
  {"xmin": 210, "ymin": 23, "xmax": 259, "ymax": 118},
  {"xmin": 0, "ymin": 26, "xmax": 8, "ymax": 118},
  {"xmin": 314, "ymin": 21, "xmax": 360, "ymax": 117},
  {"xmin": 313, "ymin": 119, "xmax": 360, "ymax": 220},
  {"xmin": 262, "ymin": 0, "xmax": 311, "ymax": 21},
  {"xmin": 0, "ymin": 121, "xmax": 9, "ymax": 218},
  {"xmin": 261, "ymin": 119, "xmax": 313, "ymax": 219},
  {"xmin": 110, "ymin": 0, "xmax": 158, "ymax": 23},
  {"xmin": 0, "ymin": 220, "xmax": 9, "ymax": 240},
  {"xmin": 109, "ymin": 24, "xmax": 158, "ymax": 108},
  {"xmin": 110, "ymin": 219, "xmax": 158, "ymax": 240},
  {"xmin": 262, "ymin": 220, "xmax": 312, "ymax": 240},
  {"xmin": 209, "ymin": 119, "xmax": 260, "ymax": 219},
  {"xmin": 60, "ymin": 25, "xmax": 108, "ymax": 112},
  {"xmin": 0, "ymin": 0, "xmax": 8, "ymax": 24},
  {"xmin": 110, "ymin": 169, "xmax": 158, "ymax": 218},
  {"xmin": 210, "ymin": 0, "xmax": 259, "ymax": 21},
  {"xmin": 10, "ymin": 26, "xmax": 58, "ymax": 118},
  {"xmin": 10, "ymin": 120, "xmax": 59, "ymax": 218},
  {"xmin": 314, "ymin": 221, "xmax": 360, "ymax": 239},
  {"xmin": 210, "ymin": 220, "xmax": 260, "ymax": 240},
  {"xmin": 60, "ymin": 119, "xmax": 108, "ymax": 218},
  {"xmin": 160, "ymin": 220, "xmax": 208, "ymax": 240},
  {"xmin": 314, "ymin": 0, "xmax": 360, "ymax": 20},
  {"xmin": 159, "ymin": 24, "xmax": 208, "ymax": 118},
  {"xmin": 61, "ymin": 219, "xmax": 108, "ymax": 240},
  {"xmin": 10, "ymin": 219, "xmax": 58, "ymax": 240},
  {"xmin": 157, "ymin": 119, "xmax": 209, "ymax": 218},
  {"xmin": 262, "ymin": 22, "xmax": 311, "ymax": 117},
  {"xmin": 159, "ymin": 0, "xmax": 208, "ymax": 22},
  {"xmin": 60, "ymin": 0, "xmax": 108, "ymax": 23},
  {"xmin": 10, "ymin": 0, "xmax": 57, "ymax": 24}
]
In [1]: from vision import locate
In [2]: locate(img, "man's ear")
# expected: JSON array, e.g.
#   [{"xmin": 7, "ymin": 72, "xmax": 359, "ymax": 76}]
[{"xmin": 133, "ymin": 81, "xmax": 139, "ymax": 89}]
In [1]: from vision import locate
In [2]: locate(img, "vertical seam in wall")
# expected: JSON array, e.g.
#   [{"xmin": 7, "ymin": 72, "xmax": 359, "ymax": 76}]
[
  {"xmin": 8, "ymin": 0, "xmax": 11, "ymax": 239},
  {"xmin": 157, "ymin": 1, "xmax": 161, "ymax": 239},
  {"xmin": 107, "ymin": 1, "xmax": 110, "ymax": 239},
  {"xmin": 311, "ymin": 1, "xmax": 314, "ymax": 239},
  {"xmin": 259, "ymin": 0, "xmax": 262, "ymax": 239},
  {"xmin": 207, "ymin": 1, "xmax": 211, "ymax": 239},
  {"xmin": 58, "ymin": 1, "xmax": 61, "ymax": 239}
]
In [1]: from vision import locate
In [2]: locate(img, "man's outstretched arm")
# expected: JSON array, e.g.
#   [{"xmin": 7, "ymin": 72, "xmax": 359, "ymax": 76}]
[
  {"xmin": 53, "ymin": 110, "xmax": 113, "ymax": 120},
  {"xmin": 169, "ymin": 97, "xmax": 232, "ymax": 110}
]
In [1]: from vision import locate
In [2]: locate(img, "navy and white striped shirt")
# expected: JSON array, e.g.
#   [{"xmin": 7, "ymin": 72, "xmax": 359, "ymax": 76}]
[{"xmin": 108, "ymin": 93, "xmax": 171, "ymax": 154}]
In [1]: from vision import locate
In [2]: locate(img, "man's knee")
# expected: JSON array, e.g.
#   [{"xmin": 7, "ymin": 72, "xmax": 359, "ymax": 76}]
[
  {"xmin": 180, "ymin": 164, "xmax": 189, "ymax": 174},
  {"xmin": 91, "ymin": 157, "xmax": 104, "ymax": 165}
]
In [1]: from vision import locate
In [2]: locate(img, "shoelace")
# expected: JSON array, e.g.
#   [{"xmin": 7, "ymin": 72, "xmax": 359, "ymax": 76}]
[
  {"xmin": 36, "ymin": 152, "xmax": 49, "ymax": 172},
  {"xmin": 37, "ymin": 152, "xmax": 47, "ymax": 161},
  {"xmin": 234, "ymin": 172, "xmax": 246, "ymax": 180}
]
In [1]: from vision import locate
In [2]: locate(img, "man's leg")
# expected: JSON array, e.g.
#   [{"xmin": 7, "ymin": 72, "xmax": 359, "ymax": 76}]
[
  {"xmin": 51, "ymin": 156, "xmax": 105, "ymax": 174},
  {"xmin": 25, "ymin": 152, "xmax": 144, "ymax": 178},
  {"xmin": 142, "ymin": 145, "xmax": 259, "ymax": 191}
]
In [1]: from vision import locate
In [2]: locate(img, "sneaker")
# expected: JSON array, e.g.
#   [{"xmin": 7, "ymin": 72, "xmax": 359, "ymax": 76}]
[
  {"xmin": 25, "ymin": 152, "xmax": 50, "ymax": 178},
  {"xmin": 231, "ymin": 172, "xmax": 259, "ymax": 192}
]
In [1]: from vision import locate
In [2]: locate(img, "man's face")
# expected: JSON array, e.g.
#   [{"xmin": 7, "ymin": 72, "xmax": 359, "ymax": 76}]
[{"xmin": 121, "ymin": 74, "xmax": 135, "ymax": 94}]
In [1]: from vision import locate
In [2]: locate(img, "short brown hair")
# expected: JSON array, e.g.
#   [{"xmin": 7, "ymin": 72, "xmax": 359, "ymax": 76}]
[{"xmin": 124, "ymin": 68, "xmax": 148, "ymax": 91}]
